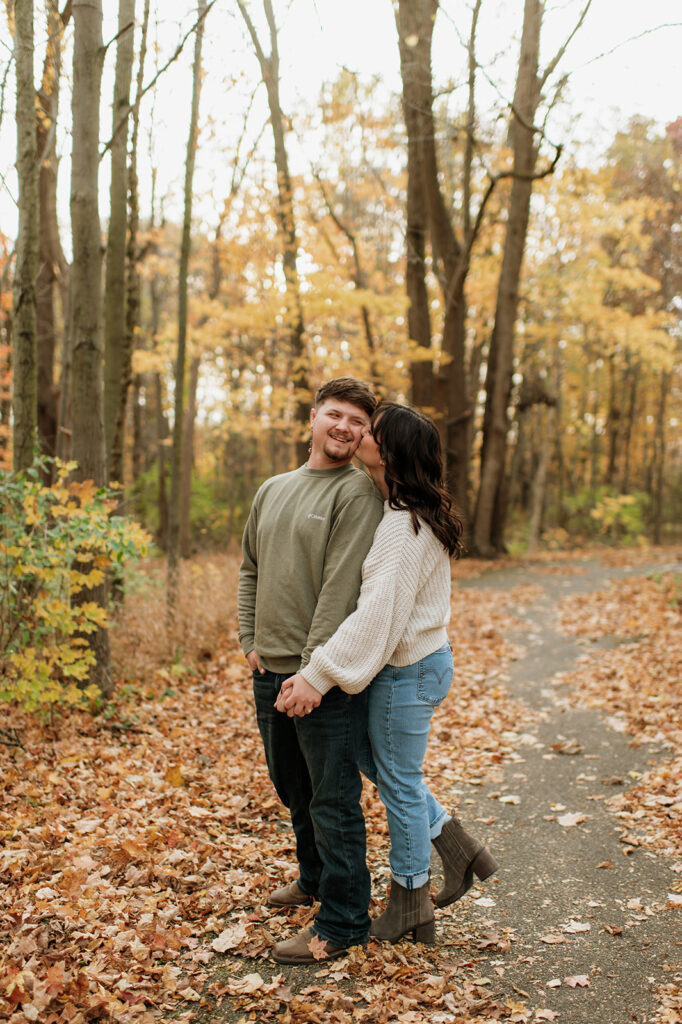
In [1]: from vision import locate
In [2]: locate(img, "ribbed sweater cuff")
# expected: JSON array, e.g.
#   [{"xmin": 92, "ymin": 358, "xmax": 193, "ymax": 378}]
[{"xmin": 300, "ymin": 663, "xmax": 334, "ymax": 696}]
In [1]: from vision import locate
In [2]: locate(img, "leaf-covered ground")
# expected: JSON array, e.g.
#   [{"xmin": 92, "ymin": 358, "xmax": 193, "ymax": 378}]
[
  {"xmin": 1, "ymin": 548, "xmax": 681, "ymax": 1023},
  {"xmin": 556, "ymin": 571, "xmax": 682, "ymax": 861}
]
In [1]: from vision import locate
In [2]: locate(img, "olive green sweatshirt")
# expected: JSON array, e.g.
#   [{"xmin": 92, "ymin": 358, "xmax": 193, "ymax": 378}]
[{"xmin": 238, "ymin": 463, "xmax": 384, "ymax": 674}]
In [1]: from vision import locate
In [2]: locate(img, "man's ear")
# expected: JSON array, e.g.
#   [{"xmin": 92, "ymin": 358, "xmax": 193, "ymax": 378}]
[{"xmin": 310, "ymin": 408, "xmax": 316, "ymax": 427}]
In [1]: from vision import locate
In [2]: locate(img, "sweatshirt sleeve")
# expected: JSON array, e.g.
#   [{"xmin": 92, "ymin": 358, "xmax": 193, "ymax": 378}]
[
  {"xmin": 301, "ymin": 511, "xmax": 437, "ymax": 695},
  {"xmin": 299, "ymin": 488, "xmax": 384, "ymax": 670},
  {"xmin": 237, "ymin": 495, "xmax": 259, "ymax": 656}
]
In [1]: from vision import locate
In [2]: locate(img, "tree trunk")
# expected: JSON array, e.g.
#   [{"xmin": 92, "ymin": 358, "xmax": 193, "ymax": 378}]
[
  {"xmin": 605, "ymin": 352, "xmax": 619, "ymax": 485},
  {"xmin": 238, "ymin": 0, "xmax": 310, "ymax": 465},
  {"xmin": 395, "ymin": 0, "xmax": 472, "ymax": 523},
  {"xmin": 104, "ymin": 0, "xmax": 135, "ymax": 483},
  {"xmin": 395, "ymin": 0, "xmax": 433, "ymax": 409},
  {"xmin": 473, "ymin": 0, "xmax": 543, "ymax": 555},
  {"xmin": 12, "ymin": 0, "xmax": 39, "ymax": 471},
  {"xmin": 651, "ymin": 369, "xmax": 670, "ymax": 545},
  {"xmin": 155, "ymin": 372, "xmax": 169, "ymax": 548},
  {"xmin": 590, "ymin": 360, "xmax": 600, "ymax": 490},
  {"xmin": 149, "ymin": 170, "xmax": 168, "ymax": 548},
  {"xmin": 36, "ymin": 1, "xmax": 70, "ymax": 470},
  {"xmin": 619, "ymin": 359, "xmax": 637, "ymax": 494},
  {"xmin": 56, "ymin": 267, "xmax": 72, "ymax": 460},
  {"xmin": 507, "ymin": 408, "xmax": 528, "ymax": 515},
  {"xmin": 179, "ymin": 355, "xmax": 200, "ymax": 558},
  {"xmin": 0, "ymin": 311, "xmax": 13, "ymax": 470},
  {"xmin": 553, "ymin": 344, "xmax": 566, "ymax": 528},
  {"xmin": 70, "ymin": 0, "xmax": 111, "ymax": 694},
  {"xmin": 527, "ymin": 405, "xmax": 554, "ymax": 554},
  {"xmin": 130, "ymin": 371, "xmax": 143, "ymax": 479},
  {"xmin": 167, "ymin": 0, "xmax": 206, "ymax": 616}
]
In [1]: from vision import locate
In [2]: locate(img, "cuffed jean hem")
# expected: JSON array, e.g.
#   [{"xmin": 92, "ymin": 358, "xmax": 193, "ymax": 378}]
[
  {"xmin": 312, "ymin": 925, "xmax": 369, "ymax": 948},
  {"xmin": 429, "ymin": 809, "xmax": 451, "ymax": 840},
  {"xmin": 391, "ymin": 868, "xmax": 430, "ymax": 889}
]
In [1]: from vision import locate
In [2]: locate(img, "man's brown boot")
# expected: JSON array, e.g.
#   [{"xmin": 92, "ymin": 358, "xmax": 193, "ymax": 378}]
[
  {"xmin": 272, "ymin": 927, "xmax": 348, "ymax": 964},
  {"xmin": 267, "ymin": 880, "xmax": 316, "ymax": 908}
]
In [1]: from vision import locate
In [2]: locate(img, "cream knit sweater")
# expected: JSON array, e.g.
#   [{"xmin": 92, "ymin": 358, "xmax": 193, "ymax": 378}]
[{"xmin": 302, "ymin": 504, "xmax": 451, "ymax": 696}]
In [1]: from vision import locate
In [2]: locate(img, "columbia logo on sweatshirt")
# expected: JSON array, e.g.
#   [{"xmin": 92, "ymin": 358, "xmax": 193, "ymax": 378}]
[{"xmin": 308, "ymin": 513, "xmax": 325, "ymax": 521}]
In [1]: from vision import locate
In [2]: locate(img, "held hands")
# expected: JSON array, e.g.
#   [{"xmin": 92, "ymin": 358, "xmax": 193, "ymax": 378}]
[{"xmin": 275, "ymin": 674, "xmax": 322, "ymax": 717}]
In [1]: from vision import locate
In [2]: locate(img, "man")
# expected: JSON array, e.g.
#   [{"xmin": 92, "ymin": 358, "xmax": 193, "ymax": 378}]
[{"xmin": 238, "ymin": 378, "xmax": 384, "ymax": 964}]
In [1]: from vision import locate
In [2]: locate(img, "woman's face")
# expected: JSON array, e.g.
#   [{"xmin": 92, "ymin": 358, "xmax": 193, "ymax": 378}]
[{"xmin": 356, "ymin": 424, "xmax": 384, "ymax": 472}]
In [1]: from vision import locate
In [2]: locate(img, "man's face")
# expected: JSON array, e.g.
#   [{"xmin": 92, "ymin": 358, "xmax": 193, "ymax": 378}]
[{"xmin": 308, "ymin": 398, "xmax": 371, "ymax": 468}]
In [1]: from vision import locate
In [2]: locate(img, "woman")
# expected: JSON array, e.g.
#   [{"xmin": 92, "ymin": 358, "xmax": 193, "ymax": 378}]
[{"xmin": 276, "ymin": 403, "xmax": 497, "ymax": 944}]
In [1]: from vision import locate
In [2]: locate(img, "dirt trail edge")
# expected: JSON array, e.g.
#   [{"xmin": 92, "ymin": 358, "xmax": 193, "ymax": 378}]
[{"xmin": 439, "ymin": 554, "xmax": 682, "ymax": 1024}]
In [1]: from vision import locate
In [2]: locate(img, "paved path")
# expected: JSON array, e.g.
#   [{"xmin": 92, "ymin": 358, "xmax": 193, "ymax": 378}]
[{"xmin": 437, "ymin": 555, "xmax": 682, "ymax": 1023}]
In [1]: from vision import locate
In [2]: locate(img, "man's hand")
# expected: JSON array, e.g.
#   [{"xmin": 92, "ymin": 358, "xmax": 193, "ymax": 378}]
[
  {"xmin": 275, "ymin": 674, "xmax": 322, "ymax": 717},
  {"xmin": 246, "ymin": 649, "xmax": 265, "ymax": 674}
]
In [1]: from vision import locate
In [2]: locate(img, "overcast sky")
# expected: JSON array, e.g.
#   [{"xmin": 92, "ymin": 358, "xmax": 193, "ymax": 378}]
[{"xmin": 1, "ymin": 0, "xmax": 680, "ymax": 240}]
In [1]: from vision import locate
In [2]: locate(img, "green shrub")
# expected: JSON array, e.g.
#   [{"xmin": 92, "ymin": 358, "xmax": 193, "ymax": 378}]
[
  {"xmin": 0, "ymin": 458, "xmax": 150, "ymax": 713},
  {"xmin": 563, "ymin": 485, "xmax": 648, "ymax": 544}
]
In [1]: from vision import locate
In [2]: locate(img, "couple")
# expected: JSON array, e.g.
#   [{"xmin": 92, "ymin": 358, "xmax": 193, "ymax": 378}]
[{"xmin": 237, "ymin": 377, "xmax": 497, "ymax": 965}]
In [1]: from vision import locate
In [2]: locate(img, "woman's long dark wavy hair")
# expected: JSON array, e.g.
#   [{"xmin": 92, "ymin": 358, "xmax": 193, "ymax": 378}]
[{"xmin": 372, "ymin": 402, "xmax": 464, "ymax": 558}]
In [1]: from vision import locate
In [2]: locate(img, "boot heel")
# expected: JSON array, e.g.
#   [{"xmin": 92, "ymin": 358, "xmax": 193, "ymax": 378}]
[
  {"xmin": 471, "ymin": 848, "xmax": 498, "ymax": 882},
  {"xmin": 412, "ymin": 918, "xmax": 436, "ymax": 944}
]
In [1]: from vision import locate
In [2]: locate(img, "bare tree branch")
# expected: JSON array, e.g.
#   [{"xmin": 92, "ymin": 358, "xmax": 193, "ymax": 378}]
[
  {"xmin": 102, "ymin": 18, "xmax": 134, "ymax": 58},
  {"xmin": 463, "ymin": 0, "xmax": 482, "ymax": 244},
  {"xmin": 580, "ymin": 22, "xmax": 682, "ymax": 68},
  {"xmin": 445, "ymin": 142, "xmax": 563, "ymax": 321},
  {"xmin": 0, "ymin": 243, "xmax": 16, "ymax": 295},
  {"xmin": 0, "ymin": 166, "xmax": 17, "ymax": 207},
  {"xmin": 539, "ymin": 0, "xmax": 593, "ymax": 90},
  {"xmin": 100, "ymin": 0, "xmax": 217, "ymax": 158},
  {"xmin": 236, "ymin": 0, "xmax": 269, "ymax": 71}
]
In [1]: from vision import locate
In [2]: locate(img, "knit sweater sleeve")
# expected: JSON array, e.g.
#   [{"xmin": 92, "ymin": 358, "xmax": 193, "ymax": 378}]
[
  {"xmin": 301, "ymin": 509, "xmax": 438, "ymax": 695},
  {"xmin": 237, "ymin": 490, "xmax": 260, "ymax": 656}
]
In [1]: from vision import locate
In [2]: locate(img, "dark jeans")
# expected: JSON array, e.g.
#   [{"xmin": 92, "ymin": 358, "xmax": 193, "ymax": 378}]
[{"xmin": 253, "ymin": 670, "xmax": 371, "ymax": 947}]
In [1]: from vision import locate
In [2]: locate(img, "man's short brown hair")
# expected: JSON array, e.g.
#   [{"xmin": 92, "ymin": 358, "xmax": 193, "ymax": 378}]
[{"xmin": 314, "ymin": 377, "xmax": 376, "ymax": 418}]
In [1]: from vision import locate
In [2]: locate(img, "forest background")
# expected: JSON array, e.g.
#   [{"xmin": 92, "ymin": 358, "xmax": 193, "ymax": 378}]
[
  {"xmin": 0, "ymin": 0, "xmax": 681, "ymax": 703},
  {"xmin": 1, "ymin": 4, "xmax": 682, "ymax": 1023}
]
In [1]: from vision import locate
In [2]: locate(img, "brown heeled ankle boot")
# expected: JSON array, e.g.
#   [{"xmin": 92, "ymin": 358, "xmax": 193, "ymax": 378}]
[
  {"xmin": 370, "ymin": 880, "xmax": 435, "ymax": 944},
  {"xmin": 432, "ymin": 816, "xmax": 498, "ymax": 908}
]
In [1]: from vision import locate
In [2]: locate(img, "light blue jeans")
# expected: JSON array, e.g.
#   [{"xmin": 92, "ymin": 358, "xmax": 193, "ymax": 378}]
[{"xmin": 361, "ymin": 642, "xmax": 453, "ymax": 889}]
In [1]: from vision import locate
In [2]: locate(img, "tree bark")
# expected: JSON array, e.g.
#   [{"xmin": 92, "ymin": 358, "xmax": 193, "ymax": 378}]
[
  {"xmin": 473, "ymin": 0, "xmax": 543, "ymax": 555},
  {"xmin": 527, "ymin": 405, "xmax": 554, "ymax": 554},
  {"xmin": 651, "ymin": 369, "xmax": 670, "ymax": 545},
  {"xmin": 122, "ymin": 0, "xmax": 150, "ymax": 494},
  {"xmin": 238, "ymin": 0, "xmax": 310, "ymax": 465},
  {"xmin": 167, "ymin": 0, "xmax": 206, "ymax": 616},
  {"xmin": 70, "ymin": 0, "xmax": 111, "ymax": 693},
  {"xmin": 56, "ymin": 268, "xmax": 72, "ymax": 460},
  {"xmin": 395, "ymin": 0, "xmax": 473, "ymax": 521},
  {"xmin": 36, "ymin": 0, "xmax": 70, "ymax": 470},
  {"xmin": 395, "ymin": 0, "xmax": 433, "ymax": 409},
  {"xmin": 154, "ymin": 372, "xmax": 169, "ymax": 548},
  {"xmin": 104, "ymin": 0, "xmax": 135, "ymax": 484},
  {"xmin": 148, "ymin": 167, "xmax": 168, "ymax": 548},
  {"xmin": 589, "ymin": 360, "xmax": 600, "ymax": 490},
  {"xmin": 12, "ymin": 0, "xmax": 39, "ymax": 471},
  {"xmin": 605, "ymin": 352, "xmax": 619, "ymax": 486},
  {"xmin": 179, "ymin": 355, "xmax": 200, "ymax": 558},
  {"xmin": 472, "ymin": 0, "xmax": 590, "ymax": 552},
  {"xmin": 619, "ymin": 358, "xmax": 637, "ymax": 494}
]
